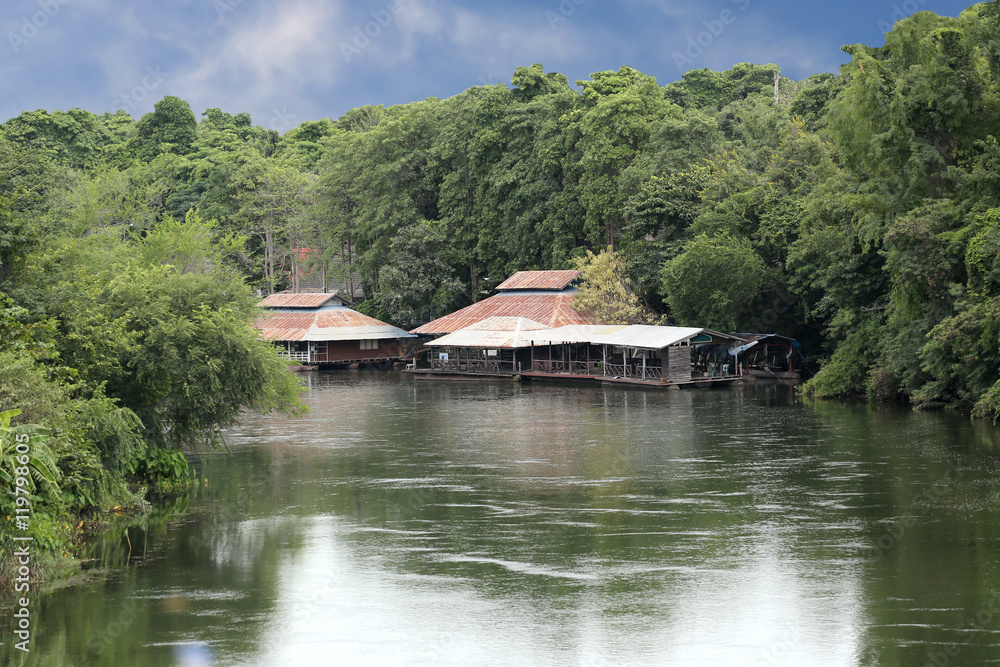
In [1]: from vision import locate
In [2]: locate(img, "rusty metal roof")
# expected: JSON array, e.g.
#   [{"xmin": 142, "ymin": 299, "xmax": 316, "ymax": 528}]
[
  {"xmin": 255, "ymin": 312, "xmax": 316, "ymax": 342},
  {"xmin": 411, "ymin": 293, "xmax": 598, "ymax": 335},
  {"xmin": 259, "ymin": 293, "xmax": 344, "ymax": 308},
  {"xmin": 255, "ymin": 306, "xmax": 415, "ymax": 341},
  {"xmin": 425, "ymin": 317, "xmax": 550, "ymax": 349},
  {"xmin": 495, "ymin": 270, "xmax": 580, "ymax": 291}
]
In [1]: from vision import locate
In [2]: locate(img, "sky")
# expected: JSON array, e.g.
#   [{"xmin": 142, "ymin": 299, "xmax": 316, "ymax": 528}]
[{"xmin": 0, "ymin": 0, "xmax": 985, "ymax": 131}]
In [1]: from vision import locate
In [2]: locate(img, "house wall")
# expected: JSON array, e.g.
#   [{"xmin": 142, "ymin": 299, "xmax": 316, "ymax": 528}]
[
  {"xmin": 312, "ymin": 339, "xmax": 401, "ymax": 364},
  {"xmin": 667, "ymin": 345, "xmax": 692, "ymax": 383}
]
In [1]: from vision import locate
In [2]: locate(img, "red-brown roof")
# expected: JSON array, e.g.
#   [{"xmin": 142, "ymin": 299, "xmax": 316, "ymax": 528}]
[
  {"xmin": 313, "ymin": 309, "xmax": 392, "ymax": 329},
  {"xmin": 256, "ymin": 312, "xmax": 316, "ymax": 341},
  {"xmin": 495, "ymin": 270, "xmax": 580, "ymax": 291},
  {"xmin": 259, "ymin": 293, "xmax": 342, "ymax": 308},
  {"xmin": 411, "ymin": 293, "xmax": 598, "ymax": 335},
  {"xmin": 255, "ymin": 306, "xmax": 415, "ymax": 341}
]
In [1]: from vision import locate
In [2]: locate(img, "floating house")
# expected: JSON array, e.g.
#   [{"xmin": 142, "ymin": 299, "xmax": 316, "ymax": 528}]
[
  {"xmin": 410, "ymin": 270, "xmax": 598, "ymax": 336},
  {"xmin": 521, "ymin": 325, "xmax": 746, "ymax": 387},
  {"xmin": 256, "ymin": 293, "xmax": 415, "ymax": 368},
  {"xmin": 411, "ymin": 319, "xmax": 747, "ymax": 388},
  {"xmin": 731, "ymin": 334, "xmax": 804, "ymax": 380},
  {"xmin": 406, "ymin": 269, "xmax": 762, "ymax": 387}
]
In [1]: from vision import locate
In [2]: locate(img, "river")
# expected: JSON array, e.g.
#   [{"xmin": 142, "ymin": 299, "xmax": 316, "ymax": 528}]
[{"xmin": 7, "ymin": 371, "xmax": 1000, "ymax": 666}]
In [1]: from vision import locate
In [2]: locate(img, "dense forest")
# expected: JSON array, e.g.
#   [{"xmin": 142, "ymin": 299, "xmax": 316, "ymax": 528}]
[{"xmin": 2, "ymin": 4, "xmax": 1000, "ymax": 575}]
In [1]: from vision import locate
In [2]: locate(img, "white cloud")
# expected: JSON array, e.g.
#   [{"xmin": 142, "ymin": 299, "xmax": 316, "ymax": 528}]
[
  {"xmin": 118, "ymin": 6, "xmax": 147, "ymax": 38},
  {"xmin": 395, "ymin": 0, "xmax": 445, "ymax": 36},
  {"xmin": 442, "ymin": 6, "xmax": 591, "ymax": 67},
  {"xmin": 368, "ymin": 0, "xmax": 445, "ymax": 64},
  {"xmin": 661, "ymin": 12, "xmax": 845, "ymax": 79},
  {"xmin": 172, "ymin": 1, "xmax": 348, "ymax": 109},
  {"xmin": 319, "ymin": 2, "xmax": 594, "ymax": 87},
  {"xmin": 619, "ymin": 0, "xmax": 709, "ymax": 21}
]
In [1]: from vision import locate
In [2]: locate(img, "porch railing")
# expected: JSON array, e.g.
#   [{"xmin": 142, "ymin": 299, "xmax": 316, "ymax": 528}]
[
  {"xmin": 603, "ymin": 363, "xmax": 629, "ymax": 377},
  {"xmin": 532, "ymin": 361, "xmax": 663, "ymax": 380},
  {"xmin": 531, "ymin": 360, "xmax": 604, "ymax": 375},
  {"xmin": 428, "ymin": 358, "xmax": 518, "ymax": 374}
]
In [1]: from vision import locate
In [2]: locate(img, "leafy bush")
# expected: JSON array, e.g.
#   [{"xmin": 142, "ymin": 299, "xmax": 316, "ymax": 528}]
[
  {"xmin": 661, "ymin": 233, "xmax": 767, "ymax": 330},
  {"xmin": 131, "ymin": 447, "xmax": 192, "ymax": 493},
  {"xmin": 801, "ymin": 315, "xmax": 883, "ymax": 398},
  {"xmin": 914, "ymin": 297, "xmax": 1000, "ymax": 411}
]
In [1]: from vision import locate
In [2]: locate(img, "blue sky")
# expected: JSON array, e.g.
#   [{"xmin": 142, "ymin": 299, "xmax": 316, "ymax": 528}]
[{"xmin": 0, "ymin": 0, "xmax": 984, "ymax": 130}]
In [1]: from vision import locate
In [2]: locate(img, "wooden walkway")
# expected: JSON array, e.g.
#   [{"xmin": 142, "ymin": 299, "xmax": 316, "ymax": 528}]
[
  {"xmin": 404, "ymin": 364, "xmax": 748, "ymax": 389},
  {"xmin": 522, "ymin": 371, "xmax": 745, "ymax": 389},
  {"xmin": 408, "ymin": 369, "xmax": 516, "ymax": 381}
]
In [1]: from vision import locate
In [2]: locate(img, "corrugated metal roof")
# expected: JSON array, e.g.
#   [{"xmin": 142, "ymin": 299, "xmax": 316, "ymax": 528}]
[
  {"xmin": 734, "ymin": 333, "xmax": 801, "ymax": 346},
  {"xmin": 256, "ymin": 306, "xmax": 415, "ymax": 342},
  {"xmin": 259, "ymin": 293, "xmax": 343, "ymax": 308},
  {"xmin": 462, "ymin": 316, "xmax": 551, "ymax": 331},
  {"xmin": 495, "ymin": 270, "xmax": 580, "ymax": 291},
  {"xmin": 411, "ymin": 293, "xmax": 598, "ymax": 335},
  {"xmin": 591, "ymin": 326, "xmax": 709, "ymax": 349},
  {"xmin": 729, "ymin": 333, "xmax": 802, "ymax": 357},
  {"xmin": 313, "ymin": 308, "xmax": 396, "ymax": 329},
  {"xmin": 305, "ymin": 325, "xmax": 414, "ymax": 342},
  {"xmin": 255, "ymin": 312, "xmax": 316, "ymax": 342},
  {"xmin": 521, "ymin": 325, "xmax": 626, "ymax": 344},
  {"xmin": 425, "ymin": 317, "xmax": 550, "ymax": 349},
  {"xmin": 524, "ymin": 325, "xmax": 745, "ymax": 350},
  {"xmin": 729, "ymin": 340, "xmax": 759, "ymax": 356}
]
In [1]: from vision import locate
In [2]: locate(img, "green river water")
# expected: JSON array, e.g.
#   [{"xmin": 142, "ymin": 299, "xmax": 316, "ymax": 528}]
[{"xmin": 5, "ymin": 371, "xmax": 1000, "ymax": 666}]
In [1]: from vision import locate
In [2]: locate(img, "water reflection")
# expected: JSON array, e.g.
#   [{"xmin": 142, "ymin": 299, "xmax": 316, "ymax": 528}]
[{"xmin": 7, "ymin": 372, "xmax": 1000, "ymax": 666}]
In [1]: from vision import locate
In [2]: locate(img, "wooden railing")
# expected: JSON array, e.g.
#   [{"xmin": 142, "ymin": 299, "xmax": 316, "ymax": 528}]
[
  {"xmin": 641, "ymin": 367, "xmax": 662, "ymax": 380},
  {"xmin": 428, "ymin": 358, "xmax": 518, "ymax": 374},
  {"xmin": 603, "ymin": 363, "xmax": 628, "ymax": 377},
  {"xmin": 531, "ymin": 360, "xmax": 602, "ymax": 374},
  {"xmin": 282, "ymin": 351, "xmax": 310, "ymax": 362},
  {"xmin": 532, "ymin": 361, "xmax": 663, "ymax": 381}
]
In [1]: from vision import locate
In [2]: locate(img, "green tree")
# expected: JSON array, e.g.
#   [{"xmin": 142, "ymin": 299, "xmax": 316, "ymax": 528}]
[
  {"xmin": 661, "ymin": 233, "xmax": 767, "ymax": 330},
  {"xmin": 370, "ymin": 221, "xmax": 463, "ymax": 327},
  {"xmin": 134, "ymin": 96, "xmax": 198, "ymax": 161},
  {"xmin": 573, "ymin": 247, "xmax": 660, "ymax": 325},
  {"xmin": 567, "ymin": 66, "xmax": 677, "ymax": 248}
]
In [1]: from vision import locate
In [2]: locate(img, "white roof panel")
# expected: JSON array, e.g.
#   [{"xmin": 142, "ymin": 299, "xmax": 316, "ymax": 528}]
[
  {"xmin": 523, "ymin": 325, "xmax": 744, "ymax": 350},
  {"xmin": 521, "ymin": 325, "xmax": 625, "ymax": 345},
  {"xmin": 426, "ymin": 317, "xmax": 550, "ymax": 349}
]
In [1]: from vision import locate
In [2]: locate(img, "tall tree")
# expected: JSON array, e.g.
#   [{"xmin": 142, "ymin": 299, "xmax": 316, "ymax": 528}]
[{"xmin": 134, "ymin": 96, "xmax": 198, "ymax": 161}]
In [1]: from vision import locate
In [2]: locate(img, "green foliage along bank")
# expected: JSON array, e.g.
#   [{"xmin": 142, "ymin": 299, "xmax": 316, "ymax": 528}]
[{"xmin": 0, "ymin": 182, "xmax": 305, "ymax": 584}]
